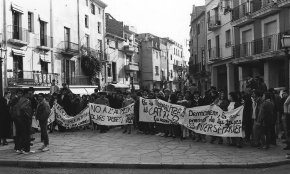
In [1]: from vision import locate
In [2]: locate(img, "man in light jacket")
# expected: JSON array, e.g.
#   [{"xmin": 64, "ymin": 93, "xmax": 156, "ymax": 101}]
[{"xmin": 36, "ymin": 93, "xmax": 51, "ymax": 152}]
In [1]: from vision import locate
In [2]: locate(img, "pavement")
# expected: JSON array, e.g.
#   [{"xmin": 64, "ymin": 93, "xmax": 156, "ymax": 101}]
[{"xmin": 0, "ymin": 127, "xmax": 290, "ymax": 169}]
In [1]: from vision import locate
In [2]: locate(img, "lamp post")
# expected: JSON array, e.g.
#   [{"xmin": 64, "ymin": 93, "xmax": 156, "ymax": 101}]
[
  {"xmin": 0, "ymin": 47, "xmax": 7, "ymax": 97},
  {"xmin": 130, "ymin": 72, "xmax": 134, "ymax": 93},
  {"xmin": 281, "ymin": 35, "xmax": 290, "ymax": 91},
  {"xmin": 177, "ymin": 67, "xmax": 183, "ymax": 93}
]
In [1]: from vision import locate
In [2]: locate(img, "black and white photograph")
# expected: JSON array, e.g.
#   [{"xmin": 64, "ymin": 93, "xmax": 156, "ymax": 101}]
[{"xmin": 1, "ymin": 0, "xmax": 290, "ymax": 173}]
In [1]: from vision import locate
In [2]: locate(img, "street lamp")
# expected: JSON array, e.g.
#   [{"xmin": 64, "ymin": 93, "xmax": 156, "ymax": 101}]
[
  {"xmin": 281, "ymin": 35, "xmax": 290, "ymax": 91},
  {"xmin": 0, "ymin": 47, "xmax": 7, "ymax": 97}
]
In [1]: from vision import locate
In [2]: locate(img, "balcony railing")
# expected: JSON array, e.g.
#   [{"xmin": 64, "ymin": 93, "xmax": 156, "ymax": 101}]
[
  {"xmin": 125, "ymin": 62, "xmax": 139, "ymax": 71},
  {"xmin": 7, "ymin": 25, "xmax": 29, "ymax": 45},
  {"xmin": 123, "ymin": 45, "xmax": 135, "ymax": 55},
  {"xmin": 57, "ymin": 41, "xmax": 79, "ymax": 55},
  {"xmin": 278, "ymin": 0, "xmax": 290, "ymax": 7},
  {"xmin": 69, "ymin": 76, "xmax": 91, "ymax": 85},
  {"xmin": 232, "ymin": 2, "xmax": 252, "ymax": 22},
  {"xmin": 252, "ymin": 0, "xmax": 276, "ymax": 13},
  {"xmin": 208, "ymin": 15, "xmax": 221, "ymax": 31},
  {"xmin": 35, "ymin": 34, "xmax": 53, "ymax": 50},
  {"xmin": 7, "ymin": 70, "xmax": 59, "ymax": 86},
  {"xmin": 208, "ymin": 47, "xmax": 222, "ymax": 60},
  {"xmin": 233, "ymin": 32, "xmax": 282, "ymax": 59}
]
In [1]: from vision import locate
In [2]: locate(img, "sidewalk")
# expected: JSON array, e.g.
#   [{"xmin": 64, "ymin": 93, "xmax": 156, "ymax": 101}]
[{"xmin": 0, "ymin": 128, "xmax": 289, "ymax": 169}]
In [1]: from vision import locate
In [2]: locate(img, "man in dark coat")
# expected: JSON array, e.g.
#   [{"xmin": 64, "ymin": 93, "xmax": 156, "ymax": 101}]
[
  {"xmin": 36, "ymin": 93, "xmax": 51, "ymax": 152},
  {"xmin": 0, "ymin": 91, "xmax": 12, "ymax": 145}
]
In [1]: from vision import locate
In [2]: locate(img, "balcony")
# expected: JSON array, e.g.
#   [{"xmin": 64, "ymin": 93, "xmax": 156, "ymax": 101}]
[
  {"xmin": 69, "ymin": 76, "xmax": 91, "ymax": 85},
  {"xmin": 231, "ymin": 2, "xmax": 254, "ymax": 27},
  {"xmin": 233, "ymin": 32, "xmax": 283, "ymax": 62},
  {"xmin": 124, "ymin": 62, "xmax": 139, "ymax": 71},
  {"xmin": 57, "ymin": 41, "xmax": 79, "ymax": 56},
  {"xmin": 7, "ymin": 70, "xmax": 59, "ymax": 86},
  {"xmin": 278, "ymin": 0, "xmax": 290, "ymax": 7},
  {"xmin": 208, "ymin": 47, "xmax": 222, "ymax": 61},
  {"xmin": 208, "ymin": 16, "xmax": 221, "ymax": 31},
  {"xmin": 252, "ymin": 0, "xmax": 279, "ymax": 19},
  {"xmin": 7, "ymin": 25, "xmax": 29, "ymax": 47},
  {"xmin": 123, "ymin": 45, "xmax": 135, "ymax": 55},
  {"xmin": 35, "ymin": 35, "xmax": 53, "ymax": 51}
]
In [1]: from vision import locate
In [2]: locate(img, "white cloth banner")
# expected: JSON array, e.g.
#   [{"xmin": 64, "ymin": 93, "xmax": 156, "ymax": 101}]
[
  {"xmin": 89, "ymin": 103, "xmax": 135, "ymax": 125},
  {"xmin": 54, "ymin": 103, "xmax": 91, "ymax": 128},
  {"xmin": 139, "ymin": 97, "xmax": 186, "ymax": 124},
  {"xmin": 139, "ymin": 98, "xmax": 244, "ymax": 137},
  {"xmin": 184, "ymin": 105, "xmax": 244, "ymax": 137}
]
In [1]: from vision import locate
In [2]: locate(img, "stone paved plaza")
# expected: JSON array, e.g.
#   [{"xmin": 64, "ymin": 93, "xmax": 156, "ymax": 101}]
[{"xmin": 0, "ymin": 127, "xmax": 289, "ymax": 168}]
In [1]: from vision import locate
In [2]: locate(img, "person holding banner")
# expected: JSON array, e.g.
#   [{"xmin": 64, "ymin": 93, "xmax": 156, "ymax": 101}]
[
  {"xmin": 36, "ymin": 93, "xmax": 51, "ymax": 152},
  {"xmin": 122, "ymin": 92, "xmax": 135, "ymax": 134},
  {"xmin": 94, "ymin": 92, "xmax": 110, "ymax": 133}
]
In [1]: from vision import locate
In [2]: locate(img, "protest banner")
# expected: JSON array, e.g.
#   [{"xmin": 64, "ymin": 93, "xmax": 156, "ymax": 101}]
[
  {"xmin": 89, "ymin": 103, "xmax": 134, "ymax": 125},
  {"xmin": 139, "ymin": 97, "xmax": 186, "ymax": 124},
  {"xmin": 47, "ymin": 107, "xmax": 55, "ymax": 125},
  {"xmin": 54, "ymin": 103, "xmax": 91, "ymax": 128},
  {"xmin": 184, "ymin": 105, "xmax": 244, "ymax": 137}
]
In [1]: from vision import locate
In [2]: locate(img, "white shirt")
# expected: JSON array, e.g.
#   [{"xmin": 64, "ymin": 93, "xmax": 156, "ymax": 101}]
[{"xmin": 228, "ymin": 102, "xmax": 235, "ymax": 112}]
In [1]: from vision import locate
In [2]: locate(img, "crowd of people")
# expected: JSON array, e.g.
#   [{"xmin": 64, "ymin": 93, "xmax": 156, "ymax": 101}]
[{"xmin": 0, "ymin": 78, "xmax": 290, "ymax": 159}]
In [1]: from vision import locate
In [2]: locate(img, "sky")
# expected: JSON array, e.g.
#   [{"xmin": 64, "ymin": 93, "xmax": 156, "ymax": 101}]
[{"xmin": 103, "ymin": 0, "xmax": 205, "ymax": 60}]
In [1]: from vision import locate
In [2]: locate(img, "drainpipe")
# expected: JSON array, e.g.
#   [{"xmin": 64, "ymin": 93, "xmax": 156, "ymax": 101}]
[
  {"xmin": 50, "ymin": 0, "xmax": 54, "ymax": 74},
  {"xmin": 77, "ymin": 0, "xmax": 81, "ymax": 84},
  {"xmin": 3, "ymin": 0, "xmax": 7, "ymax": 90}
]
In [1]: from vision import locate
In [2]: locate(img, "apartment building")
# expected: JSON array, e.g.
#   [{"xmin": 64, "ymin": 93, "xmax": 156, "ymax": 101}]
[
  {"xmin": 232, "ymin": 0, "xmax": 290, "ymax": 91},
  {"xmin": 189, "ymin": 5, "xmax": 210, "ymax": 95},
  {"xmin": 0, "ymin": 0, "xmax": 107, "ymax": 92},
  {"xmin": 105, "ymin": 13, "xmax": 140, "ymax": 90},
  {"xmin": 206, "ymin": 0, "xmax": 238, "ymax": 93}
]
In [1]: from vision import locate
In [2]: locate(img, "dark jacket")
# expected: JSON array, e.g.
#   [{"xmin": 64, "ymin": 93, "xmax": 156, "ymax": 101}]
[
  {"xmin": 0, "ymin": 97, "xmax": 11, "ymax": 138},
  {"xmin": 36, "ymin": 100, "xmax": 51, "ymax": 122},
  {"xmin": 257, "ymin": 99, "xmax": 274, "ymax": 126}
]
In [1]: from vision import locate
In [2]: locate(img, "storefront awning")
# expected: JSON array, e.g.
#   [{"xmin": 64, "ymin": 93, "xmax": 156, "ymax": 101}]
[
  {"xmin": 11, "ymin": 3, "xmax": 24, "ymax": 13},
  {"xmin": 109, "ymin": 83, "xmax": 129, "ymax": 89},
  {"xmin": 12, "ymin": 49, "xmax": 25, "ymax": 56},
  {"xmin": 70, "ymin": 88, "xmax": 88, "ymax": 95}
]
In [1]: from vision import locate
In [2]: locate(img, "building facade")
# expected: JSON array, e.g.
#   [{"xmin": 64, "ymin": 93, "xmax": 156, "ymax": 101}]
[
  {"xmin": 105, "ymin": 13, "xmax": 140, "ymax": 90},
  {"xmin": 205, "ymin": 0, "xmax": 238, "ymax": 94},
  {"xmin": 232, "ymin": 0, "xmax": 290, "ymax": 91},
  {"xmin": 189, "ymin": 5, "xmax": 210, "ymax": 95},
  {"xmin": 0, "ymin": 0, "xmax": 107, "ymax": 92}
]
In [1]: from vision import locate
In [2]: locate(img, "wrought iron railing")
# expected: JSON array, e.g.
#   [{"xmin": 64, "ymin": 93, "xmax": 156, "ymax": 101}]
[
  {"xmin": 57, "ymin": 41, "xmax": 79, "ymax": 53},
  {"xmin": 7, "ymin": 25, "xmax": 29, "ymax": 43},
  {"xmin": 232, "ymin": 2, "xmax": 253, "ymax": 22},
  {"xmin": 233, "ymin": 32, "xmax": 283, "ymax": 59},
  {"xmin": 35, "ymin": 34, "xmax": 53, "ymax": 48},
  {"xmin": 252, "ymin": 0, "xmax": 277, "ymax": 13},
  {"xmin": 7, "ymin": 70, "xmax": 59, "ymax": 86},
  {"xmin": 208, "ymin": 15, "xmax": 221, "ymax": 29},
  {"xmin": 208, "ymin": 47, "xmax": 222, "ymax": 60}
]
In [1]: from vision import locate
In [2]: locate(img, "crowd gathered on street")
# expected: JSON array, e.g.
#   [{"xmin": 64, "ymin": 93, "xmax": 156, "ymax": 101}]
[{"xmin": 0, "ymin": 77, "xmax": 290, "ymax": 159}]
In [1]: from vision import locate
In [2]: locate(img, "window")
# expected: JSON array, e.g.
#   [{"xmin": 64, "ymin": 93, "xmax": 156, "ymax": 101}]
[
  {"xmin": 98, "ymin": 39, "xmax": 102, "ymax": 51},
  {"xmin": 196, "ymin": 23, "xmax": 200, "ymax": 35},
  {"xmin": 98, "ymin": 7, "xmax": 101, "ymax": 14},
  {"xmin": 28, "ymin": 12, "xmax": 33, "ymax": 32},
  {"xmin": 156, "ymin": 51, "xmax": 158, "ymax": 59},
  {"xmin": 155, "ymin": 66, "xmax": 159, "ymax": 75},
  {"xmin": 85, "ymin": 34, "xmax": 90, "ymax": 48},
  {"xmin": 86, "ymin": 0, "xmax": 88, "ymax": 6},
  {"xmin": 85, "ymin": 15, "xmax": 89, "ymax": 28},
  {"xmin": 91, "ymin": 3, "xmax": 95, "ymax": 15},
  {"xmin": 40, "ymin": 20, "xmax": 47, "ymax": 46},
  {"xmin": 107, "ymin": 64, "xmax": 112, "ymax": 77},
  {"xmin": 107, "ymin": 39, "xmax": 110, "ymax": 45},
  {"xmin": 171, "ymin": 55, "xmax": 172, "ymax": 60},
  {"xmin": 170, "ymin": 70, "xmax": 173, "ymax": 78},
  {"xmin": 98, "ymin": 22, "xmax": 101, "ymax": 34},
  {"xmin": 225, "ymin": 29, "xmax": 231, "ymax": 47},
  {"xmin": 64, "ymin": 27, "xmax": 70, "ymax": 49}
]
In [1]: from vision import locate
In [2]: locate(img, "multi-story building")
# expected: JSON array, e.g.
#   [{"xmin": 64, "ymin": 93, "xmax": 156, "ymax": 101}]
[
  {"xmin": 231, "ymin": 0, "xmax": 290, "ymax": 91},
  {"xmin": 206, "ymin": 0, "xmax": 238, "ymax": 93},
  {"xmin": 138, "ymin": 33, "xmax": 185, "ymax": 91},
  {"xmin": 189, "ymin": 5, "xmax": 210, "ymax": 95},
  {"xmin": 0, "ymin": 0, "xmax": 107, "ymax": 92},
  {"xmin": 105, "ymin": 13, "xmax": 140, "ymax": 91}
]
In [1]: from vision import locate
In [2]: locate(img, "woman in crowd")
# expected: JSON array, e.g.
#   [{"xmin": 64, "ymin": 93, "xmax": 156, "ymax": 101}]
[{"xmin": 227, "ymin": 92, "xmax": 242, "ymax": 148}]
